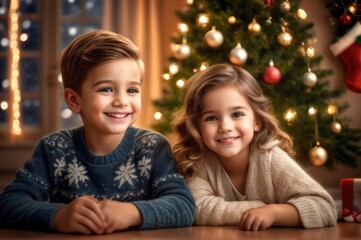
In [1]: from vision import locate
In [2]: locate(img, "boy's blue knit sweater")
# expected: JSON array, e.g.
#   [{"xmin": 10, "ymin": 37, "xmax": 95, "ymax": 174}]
[{"xmin": 0, "ymin": 126, "xmax": 195, "ymax": 231}]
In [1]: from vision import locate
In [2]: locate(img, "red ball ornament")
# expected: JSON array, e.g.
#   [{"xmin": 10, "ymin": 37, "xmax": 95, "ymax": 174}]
[
  {"xmin": 340, "ymin": 13, "xmax": 351, "ymax": 25},
  {"xmin": 263, "ymin": 60, "xmax": 281, "ymax": 84}
]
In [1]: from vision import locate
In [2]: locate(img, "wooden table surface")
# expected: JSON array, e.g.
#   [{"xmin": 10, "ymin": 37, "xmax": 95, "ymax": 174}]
[{"xmin": 0, "ymin": 222, "xmax": 360, "ymax": 239}]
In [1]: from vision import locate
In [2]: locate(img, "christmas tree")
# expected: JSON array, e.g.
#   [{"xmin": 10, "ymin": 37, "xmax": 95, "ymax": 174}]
[{"xmin": 152, "ymin": 0, "xmax": 361, "ymax": 168}]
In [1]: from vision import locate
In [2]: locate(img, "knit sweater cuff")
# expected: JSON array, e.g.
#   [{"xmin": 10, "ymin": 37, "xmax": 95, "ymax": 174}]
[{"xmin": 288, "ymin": 199, "xmax": 322, "ymax": 228}]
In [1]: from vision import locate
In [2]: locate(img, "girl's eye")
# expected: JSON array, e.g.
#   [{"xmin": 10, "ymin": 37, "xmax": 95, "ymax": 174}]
[
  {"xmin": 99, "ymin": 87, "xmax": 112, "ymax": 93},
  {"xmin": 204, "ymin": 115, "xmax": 217, "ymax": 122},
  {"xmin": 232, "ymin": 112, "xmax": 243, "ymax": 118},
  {"xmin": 127, "ymin": 88, "xmax": 140, "ymax": 94}
]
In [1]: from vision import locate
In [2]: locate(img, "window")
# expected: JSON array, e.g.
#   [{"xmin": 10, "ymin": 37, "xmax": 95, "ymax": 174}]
[{"xmin": 0, "ymin": 0, "xmax": 104, "ymax": 145}]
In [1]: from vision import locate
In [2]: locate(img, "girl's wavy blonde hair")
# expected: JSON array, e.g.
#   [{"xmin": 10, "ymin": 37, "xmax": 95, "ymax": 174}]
[{"xmin": 173, "ymin": 63, "xmax": 295, "ymax": 179}]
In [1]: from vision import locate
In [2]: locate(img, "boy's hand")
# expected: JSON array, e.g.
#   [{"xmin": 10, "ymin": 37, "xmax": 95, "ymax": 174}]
[
  {"xmin": 99, "ymin": 199, "xmax": 142, "ymax": 233},
  {"xmin": 52, "ymin": 196, "xmax": 107, "ymax": 235}
]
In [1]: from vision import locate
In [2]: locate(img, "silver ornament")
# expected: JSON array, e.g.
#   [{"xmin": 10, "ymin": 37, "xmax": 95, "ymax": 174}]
[
  {"xmin": 280, "ymin": 1, "xmax": 291, "ymax": 12},
  {"xmin": 229, "ymin": 43, "xmax": 248, "ymax": 65},
  {"xmin": 205, "ymin": 27, "xmax": 223, "ymax": 48},
  {"xmin": 303, "ymin": 70, "xmax": 317, "ymax": 88},
  {"xmin": 171, "ymin": 42, "xmax": 191, "ymax": 60}
]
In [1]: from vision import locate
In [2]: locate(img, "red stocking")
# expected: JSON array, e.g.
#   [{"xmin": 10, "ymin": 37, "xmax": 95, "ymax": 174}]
[
  {"xmin": 330, "ymin": 22, "xmax": 361, "ymax": 93},
  {"xmin": 338, "ymin": 42, "xmax": 361, "ymax": 93}
]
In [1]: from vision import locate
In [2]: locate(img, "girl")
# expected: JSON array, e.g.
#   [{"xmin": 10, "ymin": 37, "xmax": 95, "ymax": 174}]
[{"xmin": 173, "ymin": 63, "xmax": 337, "ymax": 231}]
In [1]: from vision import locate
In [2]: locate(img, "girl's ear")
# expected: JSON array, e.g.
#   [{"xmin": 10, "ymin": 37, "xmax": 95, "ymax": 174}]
[
  {"xmin": 64, "ymin": 88, "xmax": 81, "ymax": 113},
  {"xmin": 254, "ymin": 119, "xmax": 261, "ymax": 132}
]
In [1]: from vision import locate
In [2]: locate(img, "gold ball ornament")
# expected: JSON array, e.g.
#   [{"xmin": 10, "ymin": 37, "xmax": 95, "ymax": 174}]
[
  {"xmin": 309, "ymin": 145, "xmax": 328, "ymax": 166},
  {"xmin": 277, "ymin": 30, "xmax": 293, "ymax": 46},
  {"xmin": 204, "ymin": 27, "xmax": 224, "ymax": 48},
  {"xmin": 229, "ymin": 43, "xmax": 248, "ymax": 65},
  {"xmin": 248, "ymin": 18, "xmax": 261, "ymax": 35},
  {"xmin": 330, "ymin": 121, "xmax": 342, "ymax": 134},
  {"xmin": 170, "ymin": 42, "xmax": 191, "ymax": 60}
]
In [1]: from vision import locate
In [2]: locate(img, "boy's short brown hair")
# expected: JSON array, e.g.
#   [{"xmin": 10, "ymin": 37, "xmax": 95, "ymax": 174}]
[{"xmin": 60, "ymin": 29, "xmax": 144, "ymax": 94}]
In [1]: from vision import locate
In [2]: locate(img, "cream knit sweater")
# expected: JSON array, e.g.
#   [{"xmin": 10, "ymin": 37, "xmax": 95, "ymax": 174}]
[{"xmin": 187, "ymin": 141, "xmax": 337, "ymax": 228}]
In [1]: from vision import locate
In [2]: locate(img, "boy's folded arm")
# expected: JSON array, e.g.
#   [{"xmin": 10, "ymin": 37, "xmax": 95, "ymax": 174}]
[{"xmin": 0, "ymin": 170, "xmax": 65, "ymax": 231}]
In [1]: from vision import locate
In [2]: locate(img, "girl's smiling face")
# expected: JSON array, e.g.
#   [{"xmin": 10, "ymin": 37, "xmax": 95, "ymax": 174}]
[{"xmin": 199, "ymin": 85, "xmax": 260, "ymax": 162}]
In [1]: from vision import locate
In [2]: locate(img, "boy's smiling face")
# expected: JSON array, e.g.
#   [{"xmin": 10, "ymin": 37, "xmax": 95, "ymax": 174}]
[{"xmin": 71, "ymin": 58, "xmax": 142, "ymax": 141}]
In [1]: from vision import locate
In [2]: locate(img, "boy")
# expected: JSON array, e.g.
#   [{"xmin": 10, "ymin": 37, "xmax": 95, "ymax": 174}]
[{"xmin": 0, "ymin": 30, "xmax": 195, "ymax": 234}]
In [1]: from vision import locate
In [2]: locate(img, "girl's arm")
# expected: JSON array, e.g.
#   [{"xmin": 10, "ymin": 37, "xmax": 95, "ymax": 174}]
[{"xmin": 270, "ymin": 147, "xmax": 337, "ymax": 228}]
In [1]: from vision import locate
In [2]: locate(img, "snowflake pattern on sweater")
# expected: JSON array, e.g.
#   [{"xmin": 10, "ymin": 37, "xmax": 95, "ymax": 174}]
[
  {"xmin": 35, "ymin": 127, "xmax": 169, "ymax": 202},
  {"xmin": 0, "ymin": 126, "xmax": 195, "ymax": 231}
]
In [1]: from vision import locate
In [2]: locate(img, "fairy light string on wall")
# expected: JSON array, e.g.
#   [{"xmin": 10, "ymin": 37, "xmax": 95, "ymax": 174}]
[{"xmin": 8, "ymin": 0, "xmax": 22, "ymax": 136}]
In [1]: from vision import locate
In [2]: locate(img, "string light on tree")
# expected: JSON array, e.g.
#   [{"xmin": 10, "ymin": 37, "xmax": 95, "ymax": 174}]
[
  {"xmin": 283, "ymin": 108, "xmax": 298, "ymax": 125},
  {"xmin": 176, "ymin": 78, "xmax": 185, "ymax": 88},
  {"xmin": 328, "ymin": 104, "xmax": 342, "ymax": 134},
  {"xmin": 297, "ymin": 8, "xmax": 308, "ymax": 20},
  {"xmin": 162, "ymin": 73, "xmax": 171, "ymax": 80},
  {"xmin": 199, "ymin": 62, "xmax": 209, "ymax": 71},
  {"xmin": 228, "ymin": 16, "xmax": 236, "ymax": 24},
  {"xmin": 177, "ymin": 22, "xmax": 189, "ymax": 34},
  {"xmin": 197, "ymin": 13, "xmax": 209, "ymax": 27},
  {"xmin": 168, "ymin": 63, "xmax": 179, "ymax": 75}
]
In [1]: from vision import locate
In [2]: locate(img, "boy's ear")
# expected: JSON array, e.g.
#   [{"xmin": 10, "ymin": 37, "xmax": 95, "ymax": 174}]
[{"xmin": 64, "ymin": 88, "xmax": 81, "ymax": 113}]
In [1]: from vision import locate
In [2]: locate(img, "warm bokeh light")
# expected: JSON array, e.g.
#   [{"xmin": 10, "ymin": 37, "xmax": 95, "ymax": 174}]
[
  {"xmin": 327, "ymin": 104, "xmax": 338, "ymax": 115},
  {"xmin": 176, "ymin": 79, "xmax": 185, "ymax": 88},
  {"xmin": 197, "ymin": 13, "xmax": 209, "ymax": 27},
  {"xmin": 9, "ymin": 0, "xmax": 21, "ymax": 136},
  {"xmin": 284, "ymin": 108, "xmax": 297, "ymax": 124},
  {"xmin": 153, "ymin": 111, "xmax": 162, "ymax": 120},
  {"xmin": 177, "ymin": 22, "xmax": 189, "ymax": 34},
  {"xmin": 169, "ymin": 63, "xmax": 179, "ymax": 75},
  {"xmin": 297, "ymin": 9, "xmax": 307, "ymax": 20},
  {"xmin": 200, "ymin": 62, "xmax": 209, "ymax": 71},
  {"xmin": 162, "ymin": 73, "xmax": 171, "ymax": 80},
  {"xmin": 308, "ymin": 106, "xmax": 317, "ymax": 116}
]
